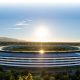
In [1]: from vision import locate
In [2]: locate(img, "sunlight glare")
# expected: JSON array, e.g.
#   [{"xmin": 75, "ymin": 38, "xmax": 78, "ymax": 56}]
[
  {"xmin": 34, "ymin": 24, "xmax": 50, "ymax": 42},
  {"xmin": 39, "ymin": 49, "xmax": 45, "ymax": 54}
]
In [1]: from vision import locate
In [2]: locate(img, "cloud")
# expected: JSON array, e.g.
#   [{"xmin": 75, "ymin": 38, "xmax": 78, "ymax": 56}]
[
  {"xmin": 15, "ymin": 23, "xmax": 29, "ymax": 26},
  {"xmin": 8, "ymin": 27, "xmax": 22, "ymax": 30},
  {"xmin": 8, "ymin": 19, "xmax": 33, "ymax": 30},
  {"xmin": 15, "ymin": 19, "xmax": 32, "ymax": 27}
]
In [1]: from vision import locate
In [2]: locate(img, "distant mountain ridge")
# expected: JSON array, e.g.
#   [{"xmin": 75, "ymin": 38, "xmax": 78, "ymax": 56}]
[{"xmin": 0, "ymin": 37, "xmax": 24, "ymax": 42}]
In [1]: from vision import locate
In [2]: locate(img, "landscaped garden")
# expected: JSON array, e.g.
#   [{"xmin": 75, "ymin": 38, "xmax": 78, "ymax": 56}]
[
  {"xmin": 2, "ymin": 45, "xmax": 79, "ymax": 52},
  {"xmin": 0, "ymin": 67, "xmax": 80, "ymax": 80}
]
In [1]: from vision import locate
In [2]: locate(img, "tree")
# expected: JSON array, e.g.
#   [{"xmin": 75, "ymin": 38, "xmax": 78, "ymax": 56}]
[
  {"xmin": 18, "ymin": 75, "xmax": 23, "ymax": 80},
  {"xmin": 0, "ymin": 71, "xmax": 4, "ymax": 80},
  {"xmin": 25, "ymin": 73, "xmax": 33, "ymax": 80},
  {"xmin": 10, "ymin": 75, "xmax": 15, "ymax": 80}
]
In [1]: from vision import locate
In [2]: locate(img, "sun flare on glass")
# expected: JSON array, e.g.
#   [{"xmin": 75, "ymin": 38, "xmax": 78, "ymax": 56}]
[{"xmin": 39, "ymin": 49, "xmax": 45, "ymax": 54}]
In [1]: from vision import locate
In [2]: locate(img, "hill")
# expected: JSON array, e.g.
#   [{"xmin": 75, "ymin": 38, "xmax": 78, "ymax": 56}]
[{"xmin": 0, "ymin": 37, "xmax": 23, "ymax": 42}]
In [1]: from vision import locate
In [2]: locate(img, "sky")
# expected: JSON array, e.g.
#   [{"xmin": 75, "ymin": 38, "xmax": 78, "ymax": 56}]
[{"xmin": 0, "ymin": 0, "xmax": 80, "ymax": 42}]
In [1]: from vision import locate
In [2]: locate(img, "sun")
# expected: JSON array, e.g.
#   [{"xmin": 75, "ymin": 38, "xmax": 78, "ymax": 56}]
[
  {"xmin": 34, "ymin": 24, "xmax": 50, "ymax": 42},
  {"xmin": 36, "ymin": 26, "xmax": 48, "ymax": 37}
]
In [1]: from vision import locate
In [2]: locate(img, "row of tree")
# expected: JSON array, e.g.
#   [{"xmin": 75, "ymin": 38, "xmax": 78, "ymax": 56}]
[{"xmin": 0, "ymin": 68, "xmax": 80, "ymax": 80}]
